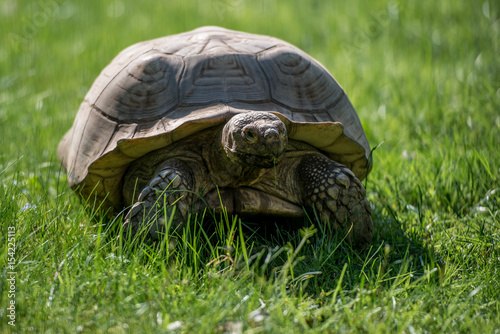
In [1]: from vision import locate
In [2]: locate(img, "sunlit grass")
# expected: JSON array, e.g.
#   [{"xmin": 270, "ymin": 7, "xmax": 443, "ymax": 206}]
[{"xmin": 1, "ymin": 0, "xmax": 499, "ymax": 332}]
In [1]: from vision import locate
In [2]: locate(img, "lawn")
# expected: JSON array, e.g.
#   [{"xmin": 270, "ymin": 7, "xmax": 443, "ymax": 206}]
[{"xmin": 1, "ymin": 0, "xmax": 499, "ymax": 332}]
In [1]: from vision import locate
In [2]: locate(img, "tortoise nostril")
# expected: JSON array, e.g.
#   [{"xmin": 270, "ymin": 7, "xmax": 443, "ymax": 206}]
[{"xmin": 265, "ymin": 129, "xmax": 280, "ymax": 142}]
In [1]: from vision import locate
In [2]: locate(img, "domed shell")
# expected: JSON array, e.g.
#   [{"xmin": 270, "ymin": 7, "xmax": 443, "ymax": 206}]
[{"xmin": 58, "ymin": 26, "xmax": 371, "ymax": 213}]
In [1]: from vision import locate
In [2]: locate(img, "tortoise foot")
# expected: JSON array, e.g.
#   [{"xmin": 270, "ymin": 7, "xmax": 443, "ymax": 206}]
[
  {"xmin": 298, "ymin": 154, "xmax": 373, "ymax": 248},
  {"xmin": 123, "ymin": 162, "xmax": 193, "ymax": 240}
]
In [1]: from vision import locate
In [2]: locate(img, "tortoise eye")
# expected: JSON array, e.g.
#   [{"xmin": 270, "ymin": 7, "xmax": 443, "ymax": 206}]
[{"xmin": 242, "ymin": 127, "xmax": 258, "ymax": 143}]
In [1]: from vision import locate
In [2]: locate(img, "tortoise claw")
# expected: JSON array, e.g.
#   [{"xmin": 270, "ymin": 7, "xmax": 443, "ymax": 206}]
[{"xmin": 123, "ymin": 163, "xmax": 192, "ymax": 240}]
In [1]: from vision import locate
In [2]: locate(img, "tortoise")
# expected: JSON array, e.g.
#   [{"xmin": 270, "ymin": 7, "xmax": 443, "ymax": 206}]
[{"xmin": 58, "ymin": 26, "xmax": 373, "ymax": 247}]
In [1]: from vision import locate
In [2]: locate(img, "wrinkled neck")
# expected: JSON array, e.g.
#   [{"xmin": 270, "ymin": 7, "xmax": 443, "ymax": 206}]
[{"xmin": 204, "ymin": 127, "xmax": 265, "ymax": 187}]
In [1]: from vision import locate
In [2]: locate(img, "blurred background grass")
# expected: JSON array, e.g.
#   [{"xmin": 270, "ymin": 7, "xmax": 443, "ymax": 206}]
[{"xmin": 1, "ymin": 0, "xmax": 499, "ymax": 332}]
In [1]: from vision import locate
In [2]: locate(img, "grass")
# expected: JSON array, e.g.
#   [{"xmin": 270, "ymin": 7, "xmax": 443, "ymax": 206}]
[{"xmin": 1, "ymin": 0, "xmax": 499, "ymax": 332}]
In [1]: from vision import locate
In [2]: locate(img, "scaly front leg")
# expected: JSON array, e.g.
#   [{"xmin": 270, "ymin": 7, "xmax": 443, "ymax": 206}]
[
  {"xmin": 123, "ymin": 159, "xmax": 195, "ymax": 240},
  {"xmin": 296, "ymin": 153, "xmax": 373, "ymax": 248}
]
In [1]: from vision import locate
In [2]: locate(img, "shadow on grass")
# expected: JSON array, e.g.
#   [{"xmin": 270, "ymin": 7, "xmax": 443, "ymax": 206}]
[
  {"xmin": 90, "ymin": 201, "xmax": 444, "ymax": 300},
  {"xmin": 232, "ymin": 210, "xmax": 443, "ymax": 297}
]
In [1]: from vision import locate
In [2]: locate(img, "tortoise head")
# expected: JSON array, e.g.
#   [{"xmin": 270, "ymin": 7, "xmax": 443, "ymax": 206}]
[{"xmin": 222, "ymin": 112, "xmax": 288, "ymax": 169}]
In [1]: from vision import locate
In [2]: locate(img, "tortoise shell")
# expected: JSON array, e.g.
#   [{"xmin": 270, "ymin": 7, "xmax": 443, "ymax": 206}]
[{"xmin": 58, "ymin": 26, "xmax": 371, "ymax": 213}]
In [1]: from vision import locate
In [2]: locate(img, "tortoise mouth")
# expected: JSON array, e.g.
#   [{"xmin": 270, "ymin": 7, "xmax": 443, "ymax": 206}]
[{"xmin": 227, "ymin": 148, "xmax": 284, "ymax": 169}]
